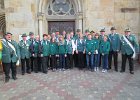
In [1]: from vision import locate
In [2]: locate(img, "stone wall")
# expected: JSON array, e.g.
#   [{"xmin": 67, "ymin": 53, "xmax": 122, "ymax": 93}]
[
  {"xmin": 3, "ymin": 0, "xmax": 140, "ymax": 41},
  {"xmin": 83, "ymin": 0, "xmax": 140, "ymax": 34},
  {"xmin": 4, "ymin": 0, "xmax": 38, "ymax": 40}
]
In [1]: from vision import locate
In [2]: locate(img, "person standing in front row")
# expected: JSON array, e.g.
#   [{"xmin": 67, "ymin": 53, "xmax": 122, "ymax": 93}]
[
  {"xmin": 76, "ymin": 33, "xmax": 85, "ymax": 70},
  {"xmin": 41, "ymin": 34, "xmax": 50, "ymax": 74},
  {"xmin": 19, "ymin": 33, "xmax": 31, "ymax": 75},
  {"xmin": 49, "ymin": 37, "xmax": 58, "ymax": 72},
  {"xmin": 66, "ymin": 34, "xmax": 75, "ymax": 69},
  {"xmin": 120, "ymin": 28, "xmax": 139, "ymax": 74},
  {"xmin": 2, "ymin": 32, "xmax": 20, "ymax": 82},
  {"xmin": 108, "ymin": 27, "xmax": 120, "ymax": 72},
  {"xmin": 93, "ymin": 33, "xmax": 100, "ymax": 72},
  {"xmin": 100, "ymin": 35, "xmax": 110, "ymax": 73},
  {"xmin": 58, "ymin": 35, "xmax": 67, "ymax": 71},
  {"xmin": 85, "ymin": 34, "xmax": 95, "ymax": 71}
]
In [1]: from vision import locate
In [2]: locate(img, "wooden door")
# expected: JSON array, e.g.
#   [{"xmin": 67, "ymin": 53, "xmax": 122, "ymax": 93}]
[{"xmin": 48, "ymin": 21, "xmax": 75, "ymax": 34}]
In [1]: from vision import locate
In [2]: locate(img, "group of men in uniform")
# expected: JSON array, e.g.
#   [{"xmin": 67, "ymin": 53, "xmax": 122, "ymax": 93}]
[{"xmin": 1, "ymin": 27, "xmax": 139, "ymax": 83}]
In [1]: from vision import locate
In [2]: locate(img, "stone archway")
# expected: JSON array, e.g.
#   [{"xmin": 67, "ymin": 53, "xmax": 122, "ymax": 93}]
[
  {"xmin": 38, "ymin": 0, "xmax": 83, "ymax": 37},
  {"xmin": 0, "ymin": 0, "xmax": 6, "ymax": 38}
]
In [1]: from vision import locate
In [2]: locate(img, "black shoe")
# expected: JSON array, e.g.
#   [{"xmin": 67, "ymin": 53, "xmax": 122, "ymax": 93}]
[
  {"xmin": 5, "ymin": 78, "xmax": 9, "ymax": 83},
  {"xmin": 120, "ymin": 70, "xmax": 125, "ymax": 73},
  {"xmin": 115, "ymin": 69, "xmax": 118, "ymax": 72},
  {"xmin": 13, "ymin": 77, "xmax": 17, "ymax": 80},
  {"xmin": 22, "ymin": 73, "xmax": 25, "ymax": 75},
  {"xmin": 43, "ymin": 71, "xmax": 48, "ymax": 74},
  {"xmin": 27, "ymin": 71, "xmax": 31, "ymax": 74},
  {"xmin": 130, "ymin": 71, "xmax": 134, "ymax": 74}
]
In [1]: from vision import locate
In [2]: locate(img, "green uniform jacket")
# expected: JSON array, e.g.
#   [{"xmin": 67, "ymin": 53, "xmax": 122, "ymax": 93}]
[
  {"xmin": 49, "ymin": 42, "xmax": 58, "ymax": 55},
  {"xmin": 108, "ymin": 33, "xmax": 120, "ymax": 51},
  {"xmin": 100, "ymin": 41, "xmax": 110, "ymax": 54},
  {"xmin": 121, "ymin": 34, "xmax": 139, "ymax": 55},
  {"xmin": 42, "ymin": 40, "xmax": 50, "ymax": 56},
  {"xmin": 19, "ymin": 40, "xmax": 30, "ymax": 59},
  {"xmin": 93, "ymin": 38, "xmax": 100, "ymax": 51},
  {"xmin": 85, "ymin": 39, "xmax": 95, "ymax": 54},
  {"xmin": 76, "ymin": 39, "xmax": 85, "ymax": 52},
  {"xmin": 58, "ymin": 41, "xmax": 67, "ymax": 54},
  {"xmin": 66, "ymin": 40, "xmax": 73, "ymax": 54},
  {"xmin": 2, "ymin": 39, "xmax": 20, "ymax": 63}
]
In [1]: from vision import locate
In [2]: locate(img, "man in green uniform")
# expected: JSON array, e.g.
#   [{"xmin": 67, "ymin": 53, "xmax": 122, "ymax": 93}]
[
  {"xmin": 2, "ymin": 32, "xmax": 20, "ymax": 82},
  {"xmin": 108, "ymin": 27, "xmax": 120, "ymax": 71},
  {"xmin": 120, "ymin": 28, "xmax": 139, "ymax": 74},
  {"xmin": 19, "ymin": 33, "xmax": 31, "ymax": 75}
]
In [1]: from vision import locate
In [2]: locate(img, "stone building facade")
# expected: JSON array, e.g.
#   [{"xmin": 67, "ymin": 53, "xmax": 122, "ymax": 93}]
[{"xmin": 0, "ymin": 0, "xmax": 140, "ymax": 40}]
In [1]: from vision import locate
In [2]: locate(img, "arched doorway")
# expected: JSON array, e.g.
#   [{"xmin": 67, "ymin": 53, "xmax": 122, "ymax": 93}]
[
  {"xmin": 38, "ymin": 0, "xmax": 83, "ymax": 37},
  {"xmin": 0, "ymin": 0, "xmax": 6, "ymax": 38}
]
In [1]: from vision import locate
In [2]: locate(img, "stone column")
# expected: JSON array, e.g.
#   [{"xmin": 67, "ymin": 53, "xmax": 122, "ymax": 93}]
[
  {"xmin": 38, "ymin": 12, "xmax": 44, "ymax": 39},
  {"xmin": 76, "ymin": 12, "xmax": 83, "ymax": 33}
]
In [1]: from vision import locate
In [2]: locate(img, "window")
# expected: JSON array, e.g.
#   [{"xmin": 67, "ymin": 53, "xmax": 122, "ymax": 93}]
[{"xmin": 47, "ymin": 0, "xmax": 75, "ymax": 16}]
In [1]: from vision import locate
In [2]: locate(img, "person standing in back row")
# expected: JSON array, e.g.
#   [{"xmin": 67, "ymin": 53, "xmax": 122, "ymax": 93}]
[{"xmin": 108, "ymin": 27, "xmax": 120, "ymax": 72}]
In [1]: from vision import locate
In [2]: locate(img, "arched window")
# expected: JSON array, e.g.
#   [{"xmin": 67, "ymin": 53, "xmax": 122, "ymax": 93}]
[{"xmin": 47, "ymin": 0, "xmax": 75, "ymax": 16}]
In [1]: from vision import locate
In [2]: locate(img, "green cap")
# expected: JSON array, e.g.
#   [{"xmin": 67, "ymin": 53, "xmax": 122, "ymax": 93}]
[
  {"xmin": 76, "ymin": 29, "xmax": 81, "ymax": 32},
  {"xmin": 29, "ymin": 32, "xmax": 34, "ymax": 36},
  {"xmin": 21, "ymin": 33, "xmax": 27, "ymax": 37},
  {"xmin": 125, "ymin": 28, "xmax": 131, "ymax": 32},
  {"xmin": 5, "ymin": 32, "xmax": 12, "ymax": 35},
  {"xmin": 110, "ymin": 27, "xmax": 116, "ymax": 30},
  {"xmin": 85, "ymin": 29, "xmax": 89, "ymax": 33},
  {"xmin": 100, "ymin": 28, "xmax": 105, "ymax": 32}
]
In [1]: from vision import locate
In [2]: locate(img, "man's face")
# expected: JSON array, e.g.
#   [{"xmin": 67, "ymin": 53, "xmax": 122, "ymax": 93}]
[
  {"xmin": 22, "ymin": 37, "xmax": 27, "ymax": 41},
  {"xmin": 101, "ymin": 32, "xmax": 105, "ymax": 35},
  {"xmin": 43, "ymin": 36, "xmax": 47, "ymax": 40},
  {"xmin": 111, "ymin": 30, "xmax": 115, "ymax": 33},
  {"xmin": 30, "ymin": 35, "xmax": 34, "ymax": 39},
  {"xmin": 5, "ymin": 34, "xmax": 12, "ymax": 40},
  {"xmin": 125, "ymin": 31, "xmax": 130, "ymax": 36}
]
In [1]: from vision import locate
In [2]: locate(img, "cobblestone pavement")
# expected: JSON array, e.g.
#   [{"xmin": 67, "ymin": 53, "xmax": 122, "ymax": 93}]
[{"xmin": 0, "ymin": 62, "xmax": 140, "ymax": 100}]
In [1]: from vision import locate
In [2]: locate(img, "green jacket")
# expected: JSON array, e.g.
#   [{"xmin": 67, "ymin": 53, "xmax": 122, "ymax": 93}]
[
  {"xmin": 66, "ymin": 39, "xmax": 74, "ymax": 54},
  {"xmin": 49, "ymin": 42, "xmax": 58, "ymax": 55},
  {"xmin": 2, "ymin": 39, "xmax": 20, "ymax": 63},
  {"xmin": 121, "ymin": 34, "xmax": 139, "ymax": 55},
  {"xmin": 100, "ymin": 41, "xmax": 110, "ymax": 54},
  {"xmin": 108, "ymin": 33, "xmax": 120, "ymax": 51},
  {"xmin": 19, "ymin": 40, "xmax": 30, "ymax": 59},
  {"xmin": 76, "ymin": 39, "xmax": 85, "ymax": 52},
  {"xmin": 58, "ymin": 41, "xmax": 67, "ymax": 54},
  {"xmin": 93, "ymin": 38, "xmax": 100, "ymax": 51},
  {"xmin": 85, "ymin": 39, "xmax": 95, "ymax": 53},
  {"xmin": 42, "ymin": 40, "xmax": 50, "ymax": 56}
]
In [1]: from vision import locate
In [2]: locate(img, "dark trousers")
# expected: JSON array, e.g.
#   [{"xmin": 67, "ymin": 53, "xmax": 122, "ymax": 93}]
[
  {"xmin": 99, "ymin": 53, "xmax": 102, "ymax": 67},
  {"xmin": 73, "ymin": 52, "xmax": 78, "ymax": 67},
  {"xmin": 30, "ymin": 56, "xmax": 34, "ymax": 71},
  {"xmin": 78, "ymin": 52, "xmax": 84, "ymax": 69},
  {"xmin": 66, "ymin": 54, "xmax": 73, "ymax": 69},
  {"xmin": 34, "ymin": 57, "xmax": 38, "ymax": 73},
  {"xmin": 94, "ymin": 54, "xmax": 100, "ymax": 68},
  {"xmin": 42, "ymin": 56, "xmax": 49, "ymax": 73},
  {"xmin": 86, "ymin": 54, "xmax": 94, "ymax": 69},
  {"xmin": 121, "ymin": 54, "xmax": 134, "ymax": 72},
  {"xmin": 108, "ymin": 51, "xmax": 118, "ymax": 70},
  {"xmin": 21, "ymin": 58, "xmax": 30, "ymax": 74},
  {"xmin": 102, "ymin": 54, "xmax": 108, "ymax": 70},
  {"xmin": 50, "ymin": 55, "xmax": 57, "ymax": 69},
  {"xmin": 59, "ymin": 54, "xmax": 65, "ymax": 69},
  {"xmin": 37, "ymin": 57, "xmax": 42, "ymax": 72},
  {"xmin": 3, "ymin": 62, "xmax": 17, "ymax": 79}
]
